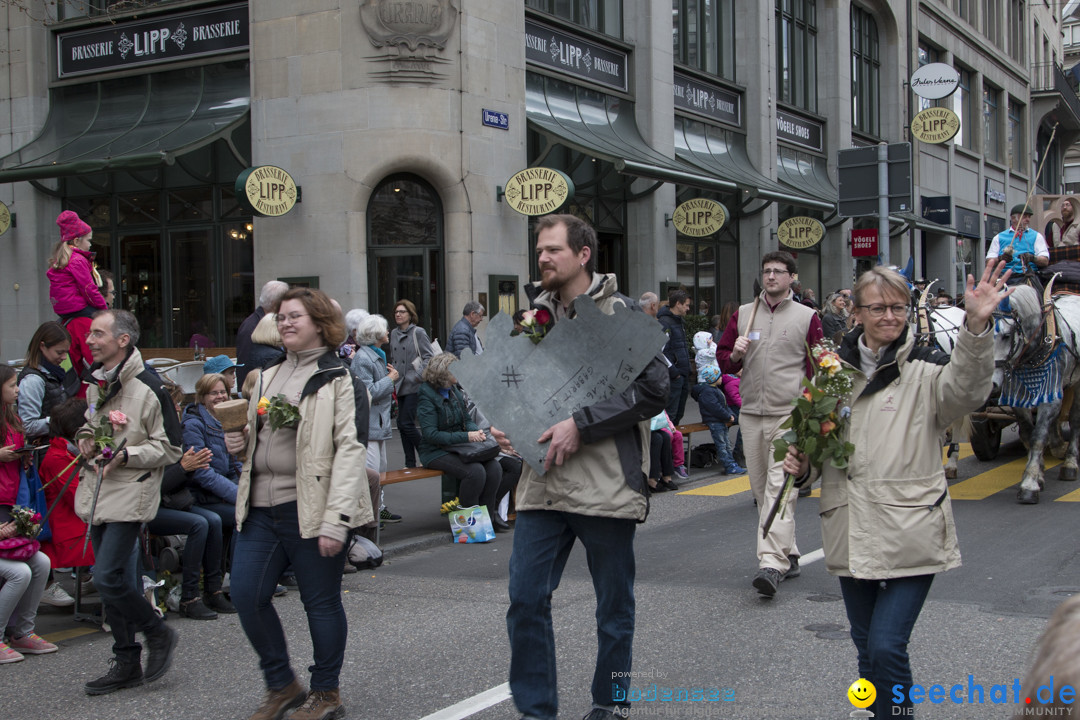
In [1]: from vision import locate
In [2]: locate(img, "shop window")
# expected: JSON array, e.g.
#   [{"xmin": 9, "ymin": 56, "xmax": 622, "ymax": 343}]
[
  {"xmin": 983, "ymin": 85, "xmax": 1001, "ymax": 163},
  {"xmin": 1007, "ymin": 99, "xmax": 1024, "ymax": 172},
  {"xmin": 851, "ymin": 6, "xmax": 880, "ymax": 138},
  {"xmin": 775, "ymin": 0, "xmax": 818, "ymax": 113},
  {"xmin": 953, "ymin": 67, "xmax": 974, "ymax": 150},
  {"xmin": 672, "ymin": 0, "xmax": 735, "ymax": 81},
  {"xmin": 526, "ymin": 0, "xmax": 622, "ymax": 39},
  {"xmin": 673, "ymin": 186, "xmax": 739, "ymax": 312},
  {"xmin": 367, "ymin": 174, "xmax": 445, "ymax": 342}
]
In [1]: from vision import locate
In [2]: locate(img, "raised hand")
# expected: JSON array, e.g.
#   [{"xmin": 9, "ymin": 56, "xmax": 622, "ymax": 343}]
[{"xmin": 964, "ymin": 259, "xmax": 1014, "ymax": 335}]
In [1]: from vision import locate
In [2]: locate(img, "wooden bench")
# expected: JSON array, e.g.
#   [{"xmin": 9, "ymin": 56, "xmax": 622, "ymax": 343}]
[
  {"xmin": 675, "ymin": 423, "xmax": 710, "ymax": 446},
  {"xmin": 378, "ymin": 467, "xmax": 455, "ymax": 544}
]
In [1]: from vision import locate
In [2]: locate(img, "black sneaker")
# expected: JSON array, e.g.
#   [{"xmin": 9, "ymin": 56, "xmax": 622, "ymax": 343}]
[
  {"xmin": 582, "ymin": 707, "xmax": 630, "ymax": 720},
  {"xmin": 179, "ymin": 597, "xmax": 218, "ymax": 620},
  {"xmin": 143, "ymin": 625, "xmax": 179, "ymax": 683},
  {"xmin": 752, "ymin": 567, "xmax": 783, "ymax": 597},
  {"xmin": 380, "ymin": 507, "xmax": 403, "ymax": 523},
  {"xmin": 85, "ymin": 658, "xmax": 144, "ymax": 696},
  {"xmin": 784, "ymin": 556, "xmax": 801, "ymax": 579}
]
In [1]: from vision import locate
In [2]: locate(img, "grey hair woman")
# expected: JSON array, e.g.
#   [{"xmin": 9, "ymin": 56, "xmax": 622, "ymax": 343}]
[{"xmin": 350, "ymin": 313, "xmax": 396, "ymax": 540}]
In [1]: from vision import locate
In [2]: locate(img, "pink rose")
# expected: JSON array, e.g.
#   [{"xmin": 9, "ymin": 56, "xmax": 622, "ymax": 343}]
[{"xmin": 108, "ymin": 410, "xmax": 128, "ymax": 428}]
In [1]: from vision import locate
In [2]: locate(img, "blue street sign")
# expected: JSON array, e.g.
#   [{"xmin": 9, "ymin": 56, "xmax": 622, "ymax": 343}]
[{"xmin": 482, "ymin": 109, "xmax": 509, "ymax": 130}]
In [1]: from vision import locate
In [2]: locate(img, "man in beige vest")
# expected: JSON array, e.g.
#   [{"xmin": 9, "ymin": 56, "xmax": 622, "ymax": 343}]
[{"xmin": 717, "ymin": 251, "xmax": 823, "ymax": 597}]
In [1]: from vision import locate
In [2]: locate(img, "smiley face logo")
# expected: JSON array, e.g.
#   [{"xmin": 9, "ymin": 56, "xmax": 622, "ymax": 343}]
[{"xmin": 847, "ymin": 678, "xmax": 876, "ymax": 709}]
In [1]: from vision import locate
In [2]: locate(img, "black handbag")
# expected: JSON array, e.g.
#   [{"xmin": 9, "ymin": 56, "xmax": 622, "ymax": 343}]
[{"xmin": 445, "ymin": 431, "xmax": 501, "ymax": 463}]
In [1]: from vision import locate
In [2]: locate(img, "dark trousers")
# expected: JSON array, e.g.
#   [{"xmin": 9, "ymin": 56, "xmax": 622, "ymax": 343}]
[
  {"xmin": 507, "ymin": 511, "xmax": 636, "ymax": 720},
  {"xmin": 648, "ymin": 431, "xmax": 673, "ymax": 480},
  {"xmin": 91, "ymin": 522, "xmax": 167, "ymax": 665},
  {"xmin": 231, "ymin": 502, "xmax": 347, "ymax": 691},
  {"xmin": 839, "ymin": 574, "xmax": 935, "ymax": 718},
  {"xmin": 666, "ymin": 374, "xmax": 690, "ymax": 425},
  {"xmin": 426, "ymin": 452, "xmax": 504, "ymax": 509},
  {"xmin": 148, "ymin": 506, "xmax": 224, "ymax": 599},
  {"xmin": 397, "ymin": 393, "xmax": 421, "ymax": 468}
]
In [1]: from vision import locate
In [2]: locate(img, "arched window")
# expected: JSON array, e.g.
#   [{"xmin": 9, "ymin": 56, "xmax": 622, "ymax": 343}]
[
  {"xmin": 367, "ymin": 174, "xmax": 445, "ymax": 341},
  {"xmin": 851, "ymin": 6, "xmax": 880, "ymax": 137}
]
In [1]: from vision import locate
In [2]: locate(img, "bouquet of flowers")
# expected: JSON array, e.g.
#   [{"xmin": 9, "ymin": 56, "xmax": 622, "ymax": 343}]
[
  {"xmin": 258, "ymin": 395, "xmax": 301, "ymax": 430},
  {"xmin": 764, "ymin": 341, "xmax": 857, "ymax": 537},
  {"xmin": 519, "ymin": 308, "xmax": 552, "ymax": 344},
  {"xmin": 10, "ymin": 505, "xmax": 43, "ymax": 538}
]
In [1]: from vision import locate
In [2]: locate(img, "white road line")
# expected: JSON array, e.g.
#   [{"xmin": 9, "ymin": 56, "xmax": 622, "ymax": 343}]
[
  {"xmin": 800, "ymin": 548, "xmax": 825, "ymax": 565},
  {"xmin": 418, "ymin": 683, "xmax": 513, "ymax": 720}
]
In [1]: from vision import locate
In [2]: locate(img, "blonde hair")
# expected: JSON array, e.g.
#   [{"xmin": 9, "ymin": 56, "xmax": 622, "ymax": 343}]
[
  {"xmin": 422, "ymin": 352, "xmax": 458, "ymax": 389},
  {"xmin": 251, "ymin": 312, "xmax": 282, "ymax": 346},
  {"xmin": 241, "ymin": 369, "xmax": 259, "ymax": 400},
  {"xmin": 49, "ymin": 240, "xmax": 74, "ymax": 270}
]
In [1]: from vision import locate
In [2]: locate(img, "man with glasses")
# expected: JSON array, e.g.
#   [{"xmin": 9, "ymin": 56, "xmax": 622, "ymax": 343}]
[
  {"xmin": 447, "ymin": 301, "xmax": 485, "ymax": 358},
  {"xmin": 718, "ymin": 250, "xmax": 823, "ymax": 598}
]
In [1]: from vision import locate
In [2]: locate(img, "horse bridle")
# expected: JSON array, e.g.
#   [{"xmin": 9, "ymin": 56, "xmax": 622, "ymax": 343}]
[{"xmin": 994, "ymin": 301, "xmax": 1056, "ymax": 371}]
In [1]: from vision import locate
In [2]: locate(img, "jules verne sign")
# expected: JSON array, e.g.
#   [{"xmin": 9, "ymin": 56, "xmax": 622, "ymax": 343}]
[
  {"xmin": 56, "ymin": 3, "xmax": 248, "ymax": 79},
  {"xmin": 673, "ymin": 72, "xmax": 740, "ymax": 127},
  {"xmin": 910, "ymin": 63, "xmax": 960, "ymax": 100},
  {"xmin": 525, "ymin": 20, "xmax": 628, "ymax": 94},
  {"xmin": 776, "ymin": 109, "xmax": 823, "ymax": 152}
]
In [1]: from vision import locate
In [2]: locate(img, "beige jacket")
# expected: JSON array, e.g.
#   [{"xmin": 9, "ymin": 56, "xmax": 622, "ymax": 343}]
[
  {"xmin": 735, "ymin": 293, "xmax": 817, "ymax": 416},
  {"xmin": 818, "ymin": 323, "xmax": 992, "ymax": 579},
  {"xmin": 235, "ymin": 350, "xmax": 373, "ymax": 541},
  {"xmin": 75, "ymin": 347, "xmax": 183, "ymax": 525}
]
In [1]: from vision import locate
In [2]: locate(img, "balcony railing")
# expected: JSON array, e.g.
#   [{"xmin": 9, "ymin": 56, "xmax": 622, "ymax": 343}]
[{"xmin": 1032, "ymin": 62, "xmax": 1080, "ymax": 125}]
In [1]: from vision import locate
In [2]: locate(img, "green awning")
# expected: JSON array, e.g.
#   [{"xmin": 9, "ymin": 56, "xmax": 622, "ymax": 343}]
[
  {"xmin": 675, "ymin": 118, "xmax": 834, "ymax": 212},
  {"xmin": 889, "ymin": 211, "xmax": 957, "ymax": 236},
  {"xmin": 526, "ymin": 73, "xmax": 738, "ymax": 194},
  {"xmin": 0, "ymin": 62, "xmax": 249, "ymax": 183}
]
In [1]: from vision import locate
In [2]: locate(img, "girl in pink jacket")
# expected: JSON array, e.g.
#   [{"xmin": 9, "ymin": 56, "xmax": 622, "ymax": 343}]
[{"xmin": 46, "ymin": 211, "xmax": 105, "ymax": 396}]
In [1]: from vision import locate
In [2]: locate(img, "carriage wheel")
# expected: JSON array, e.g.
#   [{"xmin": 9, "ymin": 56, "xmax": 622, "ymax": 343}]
[{"xmin": 969, "ymin": 417, "xmax": 1002, "ymax": 461}]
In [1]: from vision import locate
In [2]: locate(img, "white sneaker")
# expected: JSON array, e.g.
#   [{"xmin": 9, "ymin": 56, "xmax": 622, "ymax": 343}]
[
  {"xmin": 79, "ymin": 577, "xmax": 97, "ymax": 596},
  {"xmin": 40, "ymin": 582, "xmax": 75, "ymax": 607}
]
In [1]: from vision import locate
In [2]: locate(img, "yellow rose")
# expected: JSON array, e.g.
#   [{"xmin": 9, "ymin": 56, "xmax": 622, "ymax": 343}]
[{"xmin": 819, "ymin": 353, "xmax": 842, "ymax": 375}]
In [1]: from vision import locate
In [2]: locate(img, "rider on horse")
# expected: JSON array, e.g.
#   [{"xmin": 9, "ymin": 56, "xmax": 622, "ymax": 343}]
[{"xmin": 987, "ymin": 204, "xmax": 1049, "ymax": 285}]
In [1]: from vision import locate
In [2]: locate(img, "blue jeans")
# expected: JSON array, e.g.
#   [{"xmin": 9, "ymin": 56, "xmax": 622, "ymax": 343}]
[
  {"xmin": 398, "ymin": 392, "xmax": 421, "ymax": 467},
  {"xmin": 838, "ymin": 574, "xmax": 935, "ymax": 718},
  {"xmin": 198, "ymin": 501, "xmax": 236, "ymax": 574},
  {"xmin": 666, "ymin": 374, "xmax": 689, "ymax": 426},
  {"xmin": 507, "ymin": 510, "xmax": 636, "ymax": 720},
  {"xmin": 91, "ymin": 522, "xmax": 167, "ymax": 665},
  {"xmin": 706, "ymin": 422, "xmax": 737, "ymax": 468},
  {"xmin": 230, "ymin": 502, "xmax": 347, "ymax": 692},
  {"xmin": 148, "ymin": 505, "xmax": 223, "ymax": 599}
]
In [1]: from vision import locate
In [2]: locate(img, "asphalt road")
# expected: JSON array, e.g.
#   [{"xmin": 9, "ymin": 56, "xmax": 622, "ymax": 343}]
[{"xmin": 11, "ymin": 425, "xmax": 1079, "ymax": 720}]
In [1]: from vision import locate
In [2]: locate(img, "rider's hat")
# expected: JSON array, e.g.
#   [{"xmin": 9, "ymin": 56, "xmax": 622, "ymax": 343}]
[{"xmin": 1010, "ymin": 203, "xmax": 1033, "ymax": 217}]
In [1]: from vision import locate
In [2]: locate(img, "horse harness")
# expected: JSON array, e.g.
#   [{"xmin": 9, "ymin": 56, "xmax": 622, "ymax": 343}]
[{"xmin": 1000, "ymin": 274, "xmax": 1070, "ymax": 371}]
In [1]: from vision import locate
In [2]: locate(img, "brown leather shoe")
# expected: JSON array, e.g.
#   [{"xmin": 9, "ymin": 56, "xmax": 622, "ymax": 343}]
[
  {"xmin": 247, "ymin": 678, "xmax": 307, "ymax": 720},
  {"xmin": 290, "ymin": 689, "xmax": 345, "ymax": 720}
]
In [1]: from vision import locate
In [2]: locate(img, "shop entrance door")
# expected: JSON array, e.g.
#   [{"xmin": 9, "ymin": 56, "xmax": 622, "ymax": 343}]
[{"xmin": 369, "ymin": 249, "xmax": 444, "ymax": 344}]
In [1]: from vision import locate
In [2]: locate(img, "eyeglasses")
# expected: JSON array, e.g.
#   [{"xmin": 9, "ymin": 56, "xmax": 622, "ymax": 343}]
[
  {"xmin": 208, "ymin": 390, "xmax": 230, "ymax": 398},
  {"xmin": 857, "ymin": 304, "xmax": 910, "ymax": 318},
  {"xmin": 275, "ymin": 312, "xmax": 309, "ymax": 325},
  {"xmin": 762, "ymin": 268, "xmax": 790, "ymax": 277},
  {"xmin": 394, "ymin": 310, "xmax": 409, "ymax": 315}
]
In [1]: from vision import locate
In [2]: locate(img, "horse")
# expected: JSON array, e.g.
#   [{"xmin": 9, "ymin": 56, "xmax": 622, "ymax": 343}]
[
  {"xmin": 992, "ymin": 282, "xmax": 1080, "ymax": 503},
  {"xmin": 914, "ymin": 295, "xmax": 968, "ymax": 477}
]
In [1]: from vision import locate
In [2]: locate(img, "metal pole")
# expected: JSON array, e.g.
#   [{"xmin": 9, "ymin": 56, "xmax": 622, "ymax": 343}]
[{"xmin": 878, "ymin": 142, "xmax": 890, "ymax": 266}]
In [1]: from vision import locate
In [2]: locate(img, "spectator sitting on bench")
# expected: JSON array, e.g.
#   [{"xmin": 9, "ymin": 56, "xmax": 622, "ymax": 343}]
[
  {"xmin": 416, "ymin": 353, "xmax": 510, "ymax": 532},
  {"xmin": 39, "ymin": 397, "xmax": 95, "ymax": 606},
  {"xmin": 691, "ymin": 365, "xmax": 746, "ymax": 475}
]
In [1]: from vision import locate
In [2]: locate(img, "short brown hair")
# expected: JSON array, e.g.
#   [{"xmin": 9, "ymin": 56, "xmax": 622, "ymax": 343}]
[
  {"xmin": 195, "ymin": 373, "xmax": 228, "ymax": 405},
  {"xmin": 277, "ymin": 287, "xmax": 346, "ymax": 348},
  {"xmin": 853, "ymin": 266, "xmax": 911, "ymax": 307},
  {"xmin": 535, "ymin": 213, "xmax": 597, "ymax": 273},
  {"xmin": 394, "ymin": 299, "xmax": 419, "ymax": 326},
  {"xmin": 762, "ymin": 250, "xmax": 797, "ymax": 275}
]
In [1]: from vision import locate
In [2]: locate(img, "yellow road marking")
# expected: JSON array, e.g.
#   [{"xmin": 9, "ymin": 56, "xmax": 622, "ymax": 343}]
[
  {"xmin": 679, "ymin": 474, "xmax": 749, "ymax": 496},
  {"xmin": 942, "ymin": 443, "xmax": 975, "ymax": 463},
  {"xmin": 1055, "ymin": 486, "xmax": 1080, "ymax": 502},
  {"xmin": 950, "ymin": 453, "xmax": 1061, "ymax": 500},
  {"xmin": 41, "ymin": 626, "xmax": 100, "ymax": 643}
]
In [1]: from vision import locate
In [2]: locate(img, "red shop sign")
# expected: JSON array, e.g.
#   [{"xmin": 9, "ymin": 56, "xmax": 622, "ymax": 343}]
[{"xmin": 851, "ymin": 229, "xmax": 878, "ymax": 257}]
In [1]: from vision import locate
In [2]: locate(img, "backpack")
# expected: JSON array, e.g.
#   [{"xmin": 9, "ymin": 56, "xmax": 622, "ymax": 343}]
[{"xmin": 690, "ymin": 443, "xmax": 718, "ymax": 469}]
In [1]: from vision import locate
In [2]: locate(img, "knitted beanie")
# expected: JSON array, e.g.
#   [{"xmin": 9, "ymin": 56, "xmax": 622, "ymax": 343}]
[{"xmin": 56, "ymin": 210, "xmax": 92, "ymax": 243}]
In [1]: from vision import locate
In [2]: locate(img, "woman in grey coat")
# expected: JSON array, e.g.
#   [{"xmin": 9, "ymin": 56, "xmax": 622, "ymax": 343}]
[
  {"xmin": 351, "ymin": 314, "xmax": 398, "ymax": 473},
  {"xmin": 388, "ymin": 299, "xmax": 434, "ymax": 468}
]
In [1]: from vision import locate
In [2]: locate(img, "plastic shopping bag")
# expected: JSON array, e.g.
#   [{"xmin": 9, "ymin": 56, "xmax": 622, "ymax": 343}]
[{"xmin": 448, "ymin": 505, "xmax": 496, "ymax": 544}]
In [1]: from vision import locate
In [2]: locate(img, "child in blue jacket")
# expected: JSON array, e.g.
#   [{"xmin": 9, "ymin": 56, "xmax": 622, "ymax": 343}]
[{"xmin": 689, "ymin": 365, "xmax": 746, "ymax": 475}]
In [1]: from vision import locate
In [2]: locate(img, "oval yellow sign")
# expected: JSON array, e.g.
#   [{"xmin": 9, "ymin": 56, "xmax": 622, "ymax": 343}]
[
  {"xmin": 0, "ymin": 201, "xmax": 11, "ymax": 236},
  {"xmin": 910, "ymin": 107, "xmax": 960, "ymax": 145},
  {"xmin": 236, "ymin": 165, "xmax": 298, "ymax": 217},
  {"xmin": 672, "ymin": 199, "xmax": 727, "ymax": 237},
  {"xmin": 777, "ymin": 216, "xmax": 825, "ymax": 249},
  {"xmin": 504, "ymin": 168, "xmax": 574, "ymax": 216}
]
